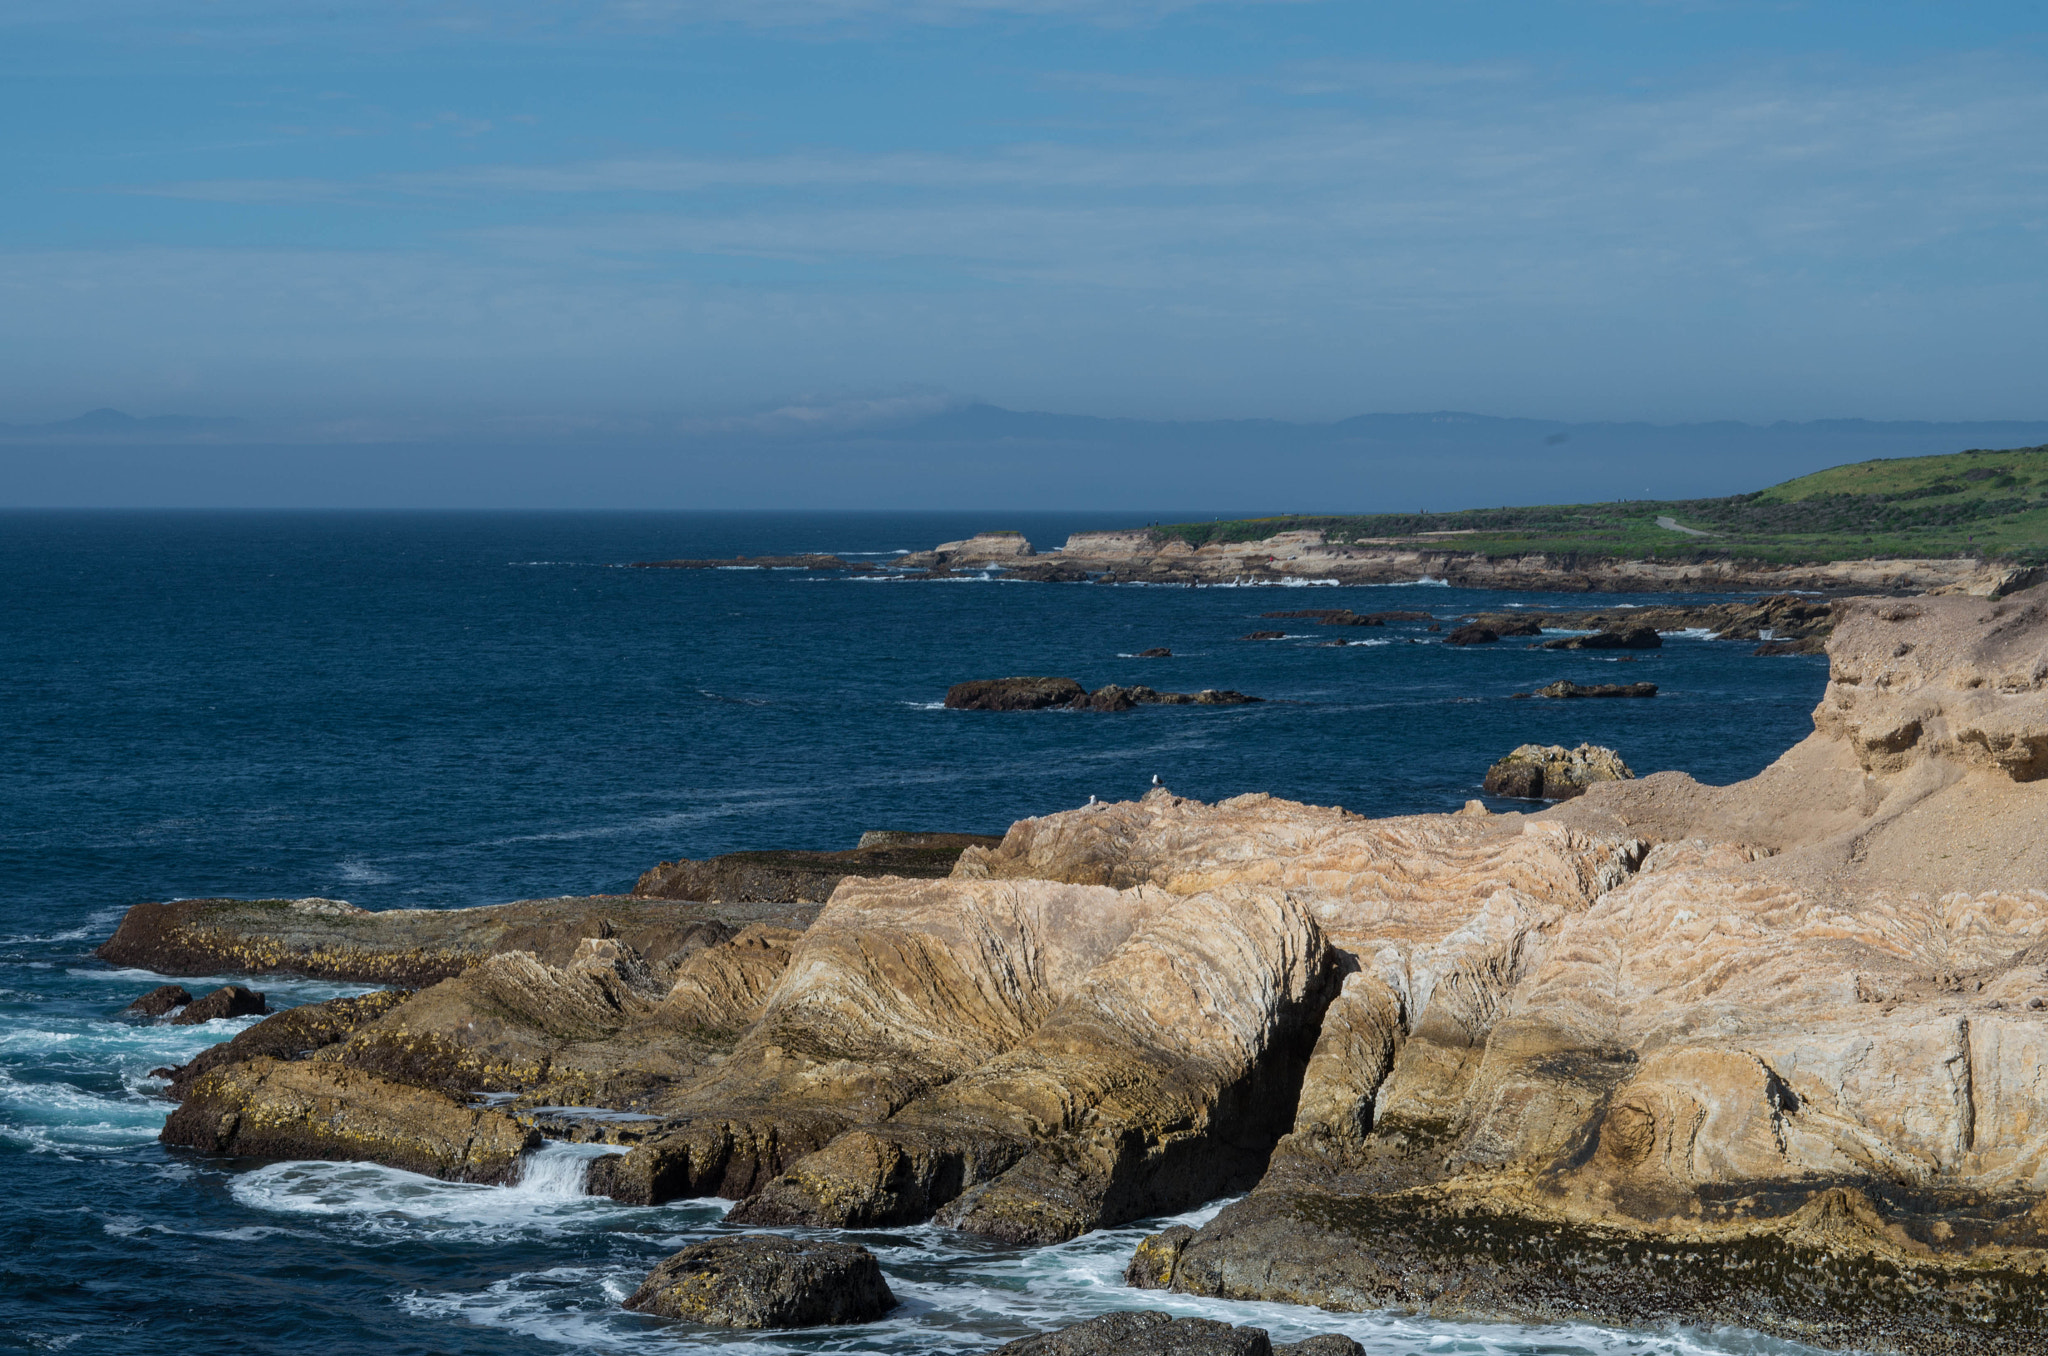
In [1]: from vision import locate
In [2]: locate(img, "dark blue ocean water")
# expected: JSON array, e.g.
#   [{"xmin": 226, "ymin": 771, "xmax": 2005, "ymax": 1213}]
[{"xmin": 0, "ymin": 512, "xmax": 1831, "ymax": 1356}]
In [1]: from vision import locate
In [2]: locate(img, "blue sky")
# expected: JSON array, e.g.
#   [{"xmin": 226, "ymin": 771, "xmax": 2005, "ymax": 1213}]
[{"xmin": 3, "ymin": 0, "xmax": 2046, "ymax": 436}]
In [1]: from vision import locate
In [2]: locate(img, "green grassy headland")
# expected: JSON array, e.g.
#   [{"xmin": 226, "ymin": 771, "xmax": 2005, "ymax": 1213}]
[{"xmin": 1149, "ymin": 444, "xmax": 2048, "ymax": 565}]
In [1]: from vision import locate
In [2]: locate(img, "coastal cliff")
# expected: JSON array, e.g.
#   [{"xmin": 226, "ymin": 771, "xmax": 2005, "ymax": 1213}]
[{"xmin": 116, "ymin": 584, "xmax": 2048, "ymax": 1351}]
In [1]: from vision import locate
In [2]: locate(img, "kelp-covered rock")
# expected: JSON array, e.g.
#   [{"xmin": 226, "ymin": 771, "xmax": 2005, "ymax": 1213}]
[{"xmin": 623, "ymin": 1234, "xmax": 894, "ymax": 1328}]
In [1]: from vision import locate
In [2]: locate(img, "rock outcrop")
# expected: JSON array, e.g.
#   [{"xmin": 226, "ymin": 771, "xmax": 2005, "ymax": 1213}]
[
  {"xmin": 1540, "ymin": 626, "xmax": 1661, "ymax": 650},
  {"xmin": 634, "ymin": 832, "xmax": 1001, "ymax": 902},
  {"xmin": 989, "ymin": 1312, "xmax": 1364, "ymax": 1356},
  {"xmin": 97, "ymin": 894, "xmax": 813, "ymax": 985},
  {"xmin": 1127, "ymin": 583, "xmax": 2048, "ymax": 1355},
  {"xmin": 946, "ymin": 679, "xmax": 1260, "ymax": 711},
  {"xmin": 623, "ymin": 1234, "xmax": 894, "ymax": 1328},
  {"xmin": 159, "ymin": 989, "xmax": 410, "ymax": 1097},
  {"xmin": 123, "ymin": 984, "xmax": 192, "ymax": 1018},
  {"xmin": 169, "ymin": 984, "xmax": 268, "ymax": 1024},
  {"xmin": 161, "ymin": 1057, "xmax": 538, "ymax": 1182},
  {"xmin": 1482, "ymin": 743, "xmax": 1635, "ymax": 800},
  {"xmin": 1530, "ymin": 680, "xmax": 1657, "ymax": 699}
]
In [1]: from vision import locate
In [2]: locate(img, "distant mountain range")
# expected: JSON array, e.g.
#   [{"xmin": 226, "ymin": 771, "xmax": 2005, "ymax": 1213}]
[{"xmin": 6, "ymin": 403, "xmax": 2048, "ymax": 510}]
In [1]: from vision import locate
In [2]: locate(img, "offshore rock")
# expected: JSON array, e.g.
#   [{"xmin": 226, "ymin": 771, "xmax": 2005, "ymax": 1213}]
[
  {"xmin": 623, "ymin": 1234, "xmax": 894, "ymax": 1329},
  {"xmin": 160, "ymin": 1056, "xmax": 537, "ymax": 1182},
  {"xmin": 1481, "ymin": 743, "xmax": 1635, "ymax": 801},
  {"xmin": 946, "ymin": 679, "xmax": 1260, "ymax": 712},
  {"xmin": 170, "ymin": 984, "xmax": 268, "ymax": 1024},
  {"xmin": 124, "ymin": 984, "xmax": 192, "ymax": 1018},
  {"xmin": 1540, "ymin": 626, "xmax": 1662, "ymax": 650},
  {"xmin": 946, "ymin": 677, "xmax": 1089, "ymax": 710},
  {"xmin": 634, "ymin": 832, "xmax": 1001, "ymax": 903},
  {"xmin": 1533, "ymin": 680, "xmax": 1657, "ymax": 698},
  {"xmin": 1443, "ymin": 625, "xmax": 1497, "ymax": 646},
  {"xmin": 96, "ymin": 894, "xmax": 810, "ymax": 986},
  {"xmin": 1135, "ymin": 584, "xmax": 2048, "ymax": 1355},
  {"xmin": 989, "ymin": 1311, "xmax": 1273, "ymax": 1356}
]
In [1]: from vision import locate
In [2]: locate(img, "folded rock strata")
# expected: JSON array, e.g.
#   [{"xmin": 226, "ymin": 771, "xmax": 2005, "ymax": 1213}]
[{"xmin": 1128, "ymin": 584, "xmax": 2048, "ymax": 1354}]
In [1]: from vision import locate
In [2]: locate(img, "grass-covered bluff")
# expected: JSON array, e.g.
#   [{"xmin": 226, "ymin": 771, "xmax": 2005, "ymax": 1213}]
[{"xmin": 1151, "ymin": 444, "xmax": 2048, "ymax": 564}]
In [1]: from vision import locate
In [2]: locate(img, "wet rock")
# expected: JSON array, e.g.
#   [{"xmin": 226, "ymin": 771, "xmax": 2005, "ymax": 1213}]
[
  {"xmin": 1481, "ymin": 743, "xmax": 1635, "ymax": 800},
  {"xmin": 1138, "ymin": 647, "xmax": 1173, "ymax": 657},
  {"xmin": 946, "ymin": 677, "xmax": 1090, "ymax": 710},
  {"xmin": 161, "ymin": 1056, "xmax": 537, "ymax": 1181},
  {"xmin": 623, "ymin": 1234, "xmax": 894, "ymax": 1328},
  {"xmin": 1241, "ymin": 631, "xmax": 1286, "ymax": 641},
  {"xmin": 990, "ymin": 1311, "xmax": 1271, "ymax": 1356},
  {"xmin": 170, "ymin": 984, "xmax": 268, "ymax": 1025},
  {"xmin": 1124, "ymin": 1224, "xmax": 1196, "ymax": 1288},
  {"xmin": 1273, "ymin": 1339, "xmax": 1364, "ymax": 1356},
  {"xmin": 1533, "ymin": 680, "xmax": 1657, "ymax": 698},
  {"xmin": 1541, "ymin": 626, "xmax": 1661, "ymax": 650},
  {"xmin": 1444, "ymin": 625, "xmax": 1498, "ymax": 646},
  {"xmin": 124, "ymin": 984, "xmax": 192, "ymax": 1018}
]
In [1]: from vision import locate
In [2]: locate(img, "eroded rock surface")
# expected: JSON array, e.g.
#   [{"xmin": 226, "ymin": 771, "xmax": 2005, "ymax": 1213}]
[
  {"xmin": 1132, "ymin": 584, "xmax": 2048, "ymax": 1354},
  {"xmin": 633, "ymin": 832, "xmax": 1001, "ymax": 903},
  {"xmin": 1482, "ymin": 744, "xmax": 1635, "ymax": 801}
]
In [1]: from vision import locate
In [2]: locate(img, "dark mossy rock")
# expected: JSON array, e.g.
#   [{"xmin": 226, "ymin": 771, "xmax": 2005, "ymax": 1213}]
[
  {"xmin": 946, "ymin": 677, "xmax": 1089, "ymax": 710},
  {"xmin": 170, "ymin": 984, "xmax": 268, "ymax": 1025},
  {"xmin": 624, "ymin": 1234, "xmax": 894, "ymax": 1329},
  {"xmin": 1124, "ymin": 1224, "xmax": 1196, "ymax": 1288},
  {"xmin": 1444, "ymin": 625, "xmax": 1498, "ymax": 646},
  {"xmin": 990, "ymin": 1311, "xmax": 1272, "ymax": 1356},
  {"xmin": 1534, "ymin": 680, "xmax": 1658, "ymax": 699},
  {"xmin": 124, "ymin": 984, "xmax": 193, "ymax": 1019},
  {"xmin": 1273, "ymin": 1338, "xmax": 1364, "ymax": 1356}
]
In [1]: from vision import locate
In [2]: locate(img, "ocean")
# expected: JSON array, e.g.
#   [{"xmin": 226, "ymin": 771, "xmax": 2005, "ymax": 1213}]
[{"xmin": 1, "ymin": 511, "xmax": 1833, "ymax": 1355}]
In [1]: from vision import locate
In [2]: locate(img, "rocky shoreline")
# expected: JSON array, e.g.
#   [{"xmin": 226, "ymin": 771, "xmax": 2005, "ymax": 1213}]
[
  {"xmin": 894, "ymin": 530, "xmax": 2042, "ymax": 596},
  {"xmin": 101, "ymin": 583, "xmax": 2048, "ymax": 1352}
]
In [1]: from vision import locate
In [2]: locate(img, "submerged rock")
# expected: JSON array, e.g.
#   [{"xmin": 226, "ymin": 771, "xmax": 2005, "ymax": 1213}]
[
  {"xmin": 1481, "ymin": 743, "xmax": 1635, "ymax": 801},
  {"xmin": 623, "ymin": 1234, "xmax": 894, "ymax": 1328},
  {"xmin": 169, "ymin": 984, "xmax": 268, "ymax": 1024},
  {"xmin": 1137, "ymin": 647, "xmax": 1173, "ymax": 657}
]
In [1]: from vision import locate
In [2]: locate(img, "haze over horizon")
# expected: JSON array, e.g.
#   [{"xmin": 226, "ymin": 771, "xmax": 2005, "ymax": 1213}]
[{"xmin": 4, "ymin": 1, "xmax": 2046, "ymax": 507}]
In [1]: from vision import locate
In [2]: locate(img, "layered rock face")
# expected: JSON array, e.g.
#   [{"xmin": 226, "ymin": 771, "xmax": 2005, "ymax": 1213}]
[
  {"xmin": 1132, "ymin": 584, "xmax": 2048, "ymax": 1354},
  {"xmin": 633, "ymin": 832, "xmax": 1001, "ymax": 903}
]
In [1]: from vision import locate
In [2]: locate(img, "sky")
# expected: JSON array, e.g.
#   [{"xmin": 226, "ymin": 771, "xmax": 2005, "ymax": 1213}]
[{"xmin": 2, "ymin": 1, "xmax": 2047, "ymax": 506}]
